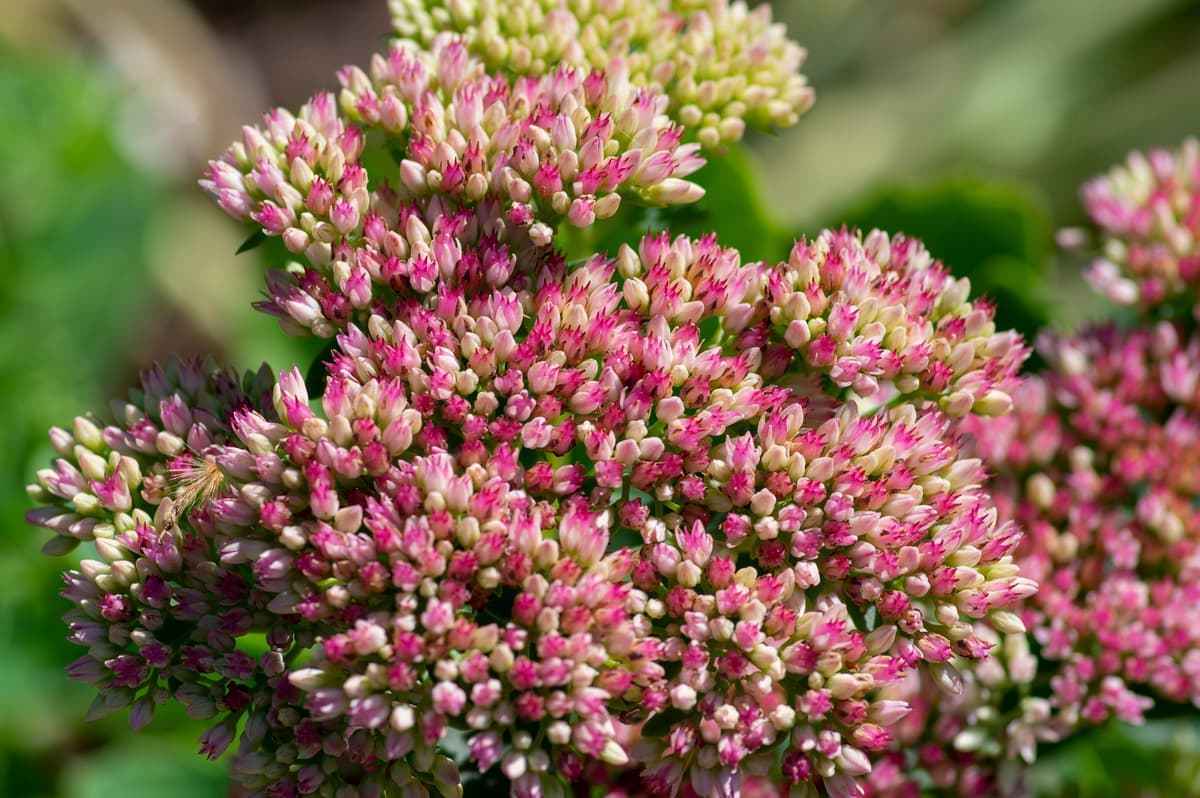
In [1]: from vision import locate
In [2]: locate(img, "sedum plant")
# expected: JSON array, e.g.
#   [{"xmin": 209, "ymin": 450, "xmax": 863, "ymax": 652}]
[{"xmin": 56, "ymin": 1, "xmax": 1200, "ymax": 797}]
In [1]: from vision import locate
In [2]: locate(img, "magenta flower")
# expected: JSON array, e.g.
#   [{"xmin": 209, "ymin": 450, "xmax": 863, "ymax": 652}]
[
  {"xmin": 202, "ymin": 38, "xmax": 705, "ymax": 258},
  {"xmin": 865, "ymin": 139, "xmax": 1200, "ymax": 797}
]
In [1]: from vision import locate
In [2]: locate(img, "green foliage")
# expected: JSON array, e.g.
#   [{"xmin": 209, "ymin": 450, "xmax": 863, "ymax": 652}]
[
  {"xmin": 236, "ymin": 229, "xmax": 267, "ymax": 254},
  {"xmin": 0, "ymin": 46, "xmax": 217, "ymax": 797},
  {"xmin": 827, "ymin": 176, "xmax": 1055, "ymax": 342},
  {"xmin": 559, "ymin": 144, "xmax": 793, "ymax": 265},
  {"xmin": 661, "ymin": 145, "xmax": 794, "ymax": 264},
  {"xmin": 59, "ymin": 738, "xmax": 231, "ymax": 798},
  {"xmin": 1027, "ymin": 718, "xmax": 1200, "ymax": 797}
]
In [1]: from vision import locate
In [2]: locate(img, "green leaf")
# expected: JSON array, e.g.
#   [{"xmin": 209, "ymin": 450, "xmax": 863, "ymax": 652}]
[
  {"xmin": 578, "ymin": 144, "xmax": 792, "ymax": 264},
  {"xmin": 825, "ymin": 176, "xmax": 1055, "ymax": 341},
  {"xmin": 235, "ymin": 229, "xmax": 266, "ymax": 254},
  {"xmin": 304, "ymin": 338, "xmax": 341, "ymax": 399},
  {"xmin": 640, "ymin": 708, "xmax": 687, "ymax": 738},
  {"xmin": 1026, "ymin": 716, "xmax": 1200, "ymax": 797},
  {"xmin": 59, "ymin": 739, "xmax": 230, "ymax": 798},
  {"xmin": 461, "ymin": 768, "xmax": 511, "ymax": 798},
  {"xmin": 657, "ymin": 144, "xmax": 794, "ymax": 263}
]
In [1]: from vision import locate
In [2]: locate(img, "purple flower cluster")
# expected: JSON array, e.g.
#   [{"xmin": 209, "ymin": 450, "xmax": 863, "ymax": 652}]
[
  {"xmin": 25, "ymin": 360, "xmax": 289, "ymax": 752},
  {"xmin": 27, "ymin": 4, "xmax": 1034, "ymax": 798}
]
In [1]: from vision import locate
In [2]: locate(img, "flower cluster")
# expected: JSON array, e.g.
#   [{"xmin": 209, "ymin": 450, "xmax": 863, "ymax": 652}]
[
  {"xmin": 202, "ymin": 37, "xmax": 705, "ymax": 256},
  {"xmin": 29, "ymin": 222, "xmax": 1028, "ymax": 798},
  {"xmin": 864, "ymin": 627, "xmax": 1048, "ymax": 798},
  {"xmin": 1078, "ymin": 136, "xmax": 1200, "ymax": 310},
  {"xmin": 867, "ymin": 137, "xmax": 1200, "ymax": 796},
  {"xmin": 24, "ymin": 359, "xmax": 290, "ymax": 755},
  {"xmin": 29, "ymin": 4, "xmax": 1036, "ymax": 798},
  {"xmin": 978, "ymin": 325, "xmax": 1200, "ymax": 718},
  {"xmin": 388, "ymin": 0, "xmax": 814, "ymax": 147}
]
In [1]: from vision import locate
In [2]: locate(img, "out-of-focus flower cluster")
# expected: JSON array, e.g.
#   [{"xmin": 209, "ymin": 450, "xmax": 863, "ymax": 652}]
[
  {"xmin": 864, "ymin": 624, "xmax": 1052, "ymax": 798},
  {"xmin": 868, "ymin": 137, "xmax": 1200, "ymax": 797},
  {"xmin": 1079, "ymin": 137, "xmax": 1200, "ymax": 310},
  {"xmin": 27, "ymin": 3, "xmax": 1036, "ymax": 798},
  {"xmin": 388, "ymin": 0, "xmax": 814, "ymax": 148}
]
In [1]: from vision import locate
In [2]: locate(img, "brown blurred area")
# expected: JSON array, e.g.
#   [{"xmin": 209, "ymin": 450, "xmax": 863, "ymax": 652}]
[{"xmin": 2, "ymin": 0, "xmax": 389, "ymax": 168}]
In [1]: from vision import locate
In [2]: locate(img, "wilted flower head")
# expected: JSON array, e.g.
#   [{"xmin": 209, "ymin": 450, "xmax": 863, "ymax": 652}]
[
  {"xmin": 389, "ymin": 0, "xmax": 814, "ymax": 147},
  {"xmin": 1077, "ymin": 137, "xmax": 1200, "ymax": 310}
]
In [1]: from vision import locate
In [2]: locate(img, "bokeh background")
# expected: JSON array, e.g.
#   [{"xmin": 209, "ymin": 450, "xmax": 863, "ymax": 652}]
[{"xmin": 1, "ymin": 0, "xmax": 1198, "ymax": 795}]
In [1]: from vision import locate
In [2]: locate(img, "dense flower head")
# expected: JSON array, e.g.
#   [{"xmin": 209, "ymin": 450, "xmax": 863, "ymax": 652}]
[
  {"xmin": 973, "ymin": 323, "xmax": 1200, "ymax": 717},
  {"xmin": 1078, "ymin": 137, "xmax": 1200, "ymax": 311},
  {"xmin": 759, "ymin": 230, "xmax": 1025, "ymax": 419},
  {"xmin": 388, "ymin": 0, "xmax": 814, "ymax": 147},
  {"xmin": 29, "ymin": 211, "xmax": 1031, "ymax": 797},
  {"xmin": 24, "ymin": 359, "xmax": 287, "ymax": 751},
  {"xmin": 202, "ymin": 38, "xmax": 706, "ymax": 255},
  {"xmin": 31, "ymin": 4, "xmax": 1037, "ymax": 797}
]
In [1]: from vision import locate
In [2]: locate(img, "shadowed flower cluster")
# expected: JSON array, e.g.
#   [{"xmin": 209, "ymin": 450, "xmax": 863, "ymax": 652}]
[{"xmin": 26, "ymin": 3, "xmax": 1035, "ymax": 798}]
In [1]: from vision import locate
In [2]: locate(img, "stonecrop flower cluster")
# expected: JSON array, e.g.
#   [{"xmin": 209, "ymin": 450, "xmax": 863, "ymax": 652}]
[
  {"xmin": 866, "ymin": 137, "xmax": 1200, "ymax": 798},
  {"xmin": 1078, "ymin": 137, "xmax": 1200, "ymax": 310},
  {"xmin": 388, "ymin": 0, "xmax": 814, "ymax": 148},
  {"xmin": 25, "ymin": 3, "xmax": 1037, "ymax": 798}
]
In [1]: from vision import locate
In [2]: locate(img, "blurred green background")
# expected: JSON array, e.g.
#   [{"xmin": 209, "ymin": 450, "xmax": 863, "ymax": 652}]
[{"xmin": 0, "ymin": 0, "xmax": 1197, "ymax": 795}]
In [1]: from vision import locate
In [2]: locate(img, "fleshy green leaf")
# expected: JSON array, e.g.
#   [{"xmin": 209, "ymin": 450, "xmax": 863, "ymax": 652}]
[
  {"xmin": 570, "ymin": 144, "xmax": 793, "ymax": 264},
  {"xmin": 657, "ymin": 144, "xmax": 794, "ymax": 263},
  {"xmin": 826, "ymin": 176, "xmax": 1055, "ymax": 341},
  {"xmin": 236, "ymin": 228, "xmax": 267, "ymax": 254}
]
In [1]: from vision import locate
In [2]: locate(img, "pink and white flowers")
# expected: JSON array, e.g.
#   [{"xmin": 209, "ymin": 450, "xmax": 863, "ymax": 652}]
[
  {"xmin": 867, "ymin": 137, "xmax": 1200, "ymax": 798},
  {"xmin": 27, "ymin": 4, "xmax": 1038, "ymax": 798}
]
